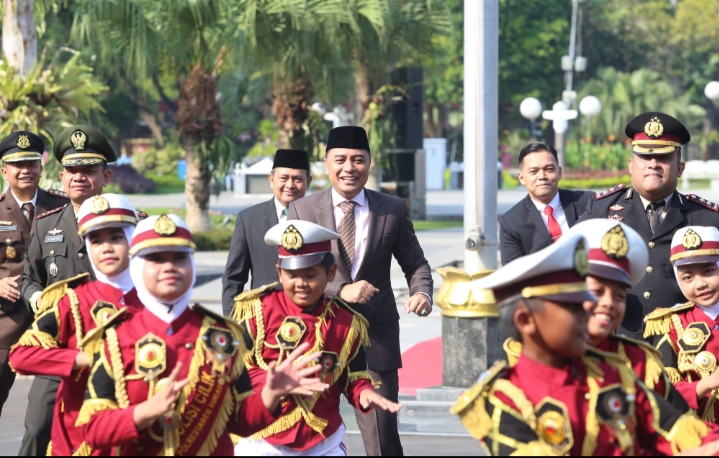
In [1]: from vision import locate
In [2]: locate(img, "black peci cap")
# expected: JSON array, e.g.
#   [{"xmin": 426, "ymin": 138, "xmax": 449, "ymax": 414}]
[
  {"xmin": 0, "ymin": 131, "xmax": 44, "ymax": 163},
  {"xmin": 273, "ymin": 149, "xmax": 310, "ymax": 170},
  {"xmin": 326, "ymin": 126, "xmax": 370, "ymax": 154},
  {"xmin": 53, "ymin": 124, "xmax": 117, "ymax": 166}
]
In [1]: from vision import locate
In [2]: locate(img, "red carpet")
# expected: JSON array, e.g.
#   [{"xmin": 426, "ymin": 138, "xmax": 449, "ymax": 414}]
[{"xmin": 398, "ymin": 337, "xmax": 442, "ymax": 396}]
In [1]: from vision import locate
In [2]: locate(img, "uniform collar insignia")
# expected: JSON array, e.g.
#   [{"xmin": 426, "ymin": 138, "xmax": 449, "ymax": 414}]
[
  {"xmin": 0, "ymin": 221, "xmax": 13, "ymax": 226},
  {"xmin": 609, "ymin": 204, "xmax": 624, "ymax": 211},
  {"xmin": 608, "ymin": 214, "xmax": 624, "ymax": 221},
  {"xmin": 48, "ymin": 228, "xmax": 63, "ymax": 235}
]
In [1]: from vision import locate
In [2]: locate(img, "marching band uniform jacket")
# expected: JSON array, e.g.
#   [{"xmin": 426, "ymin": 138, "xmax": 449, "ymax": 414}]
[
  {"xmin": 9, "ymin": 276, "xmax": 135, "ymax": 455},
  {"xmin": 232, "ymin": 286, "xmax": 373, "ymax": 451},
  {"xmin": 78, "ymin": 303, "xmax": 278, "ymax": 456}
]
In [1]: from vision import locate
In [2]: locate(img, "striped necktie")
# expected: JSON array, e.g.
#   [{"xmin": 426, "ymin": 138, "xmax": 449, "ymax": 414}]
[{"xmin": 337, "ymin": 201, "xmax": 357, "ymax": 273}]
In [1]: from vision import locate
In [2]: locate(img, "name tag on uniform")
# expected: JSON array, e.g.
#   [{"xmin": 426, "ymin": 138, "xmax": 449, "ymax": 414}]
[
  {"xmin": 45, "ymin": 235, "xmax": 64, "ymax": 243},
  {"xmin": 0, "ymin": 226, "xmax": 18, "ymax": 231}
]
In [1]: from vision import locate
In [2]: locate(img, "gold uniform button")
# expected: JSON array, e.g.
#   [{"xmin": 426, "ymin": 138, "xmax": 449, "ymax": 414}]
[
  {"xmin": 78, "ymin": 253, "xmax": 85, "ymax": 259},
  {"xmin": 644, "ymin": 291, "xmax": 651, "ymax": 299},
  {"xmin": 646, "ymin": 266, "xmax": 654, "ymax": 273},
  {"xmin": 50, "ymin": 250, "xmax": 55, "ymax": 255},
  {"xmin": 648, "ymin": 241, "xmax": 655, "ymax": 248}
]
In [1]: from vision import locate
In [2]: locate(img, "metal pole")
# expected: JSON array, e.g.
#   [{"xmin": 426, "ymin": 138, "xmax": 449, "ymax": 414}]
[
  {"xmin": 564, "ymin": 0, "xmax": 579, "ymax": 104},
  {"xmin": 463, "ymin": 0, "xmax": 498, "ymax": 274},
  {"xmin": 556, "ymin": 130, "xmax": 565, "ymax": 170}
]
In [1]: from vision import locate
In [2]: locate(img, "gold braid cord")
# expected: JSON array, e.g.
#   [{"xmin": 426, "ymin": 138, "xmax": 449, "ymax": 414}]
[
  {"xmin": 106, "ymin": 328, "xmax": 130, "ymax": 409},
  {"xmin": 75, "ymin": 398, "xmax": 119, "ymax": 427},
  {"xmin": 511, "ymin": 441, "xmax": 562, "ymax": 456},
  {"xmin": 67, "ymin": 288, "xmax": 84, "ymax": 345},
  {"xmin": 581, "ymin": 376, "xmax": 601, "ymax": 456},
  {"xmin": 71, "ymin": 442, "xmax": 92, "ymax": 456}
]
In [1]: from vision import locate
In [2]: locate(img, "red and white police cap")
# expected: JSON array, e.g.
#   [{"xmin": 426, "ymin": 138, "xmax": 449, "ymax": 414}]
[
  {"xmin": 265, "ymin": 220, "xmax": 340, "ymax": 270},
  {"xmin": 471, "ymin": 232, "xmax": 595, "ymax": 307},
  {"xmin": 77, "ymin": 194, "xmax": 139, "ymax": 237},
  {"xmin": 129, "ymin": 214, "xmax": 196, "ymax": 257},
  {"xmin": 566, "ymin": 219, "xmax": 647, "ymax": 287},
  {"xmin": 670, "ymin": 226, "xmax": 719, "ymax": 266}
]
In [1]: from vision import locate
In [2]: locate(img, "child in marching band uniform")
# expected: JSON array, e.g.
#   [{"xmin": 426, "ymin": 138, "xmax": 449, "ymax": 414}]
[
  {"xmin": 645, "ymin": 226, "xmax": 719, "ymax": 422},
  {"xmin": 78, "ymin": 214, "xmax": 327, "ymax": 456},
  {"xmin": 451, "ymin": 232, "xmax": 719, "ymax": 456},
  {"xmin": 10, "ymin": 194, "xmax": 141, "ymax": 455},
  {"xmin": 232, "ymin": 220, "xmax": 402, "ymax": 456}
]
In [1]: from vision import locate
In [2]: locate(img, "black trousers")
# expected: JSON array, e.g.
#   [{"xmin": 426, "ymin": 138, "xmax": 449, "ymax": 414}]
[
  {"xmin": 18, "ymin": 376, "xmax": 59, "ymax": 456},
  {"xmin": 0, "ymin": 349, "xmax": 16, "ymax": 419},
  {"xmin": 354, "ymin": 369, "xmax": 403, "ymax": 456}
]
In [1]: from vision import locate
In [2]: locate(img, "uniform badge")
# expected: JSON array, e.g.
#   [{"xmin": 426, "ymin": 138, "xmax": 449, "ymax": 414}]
[
  {"xmin": 315, "ymin": 351, "xmax": 340, "ymax": 386},
  {"xmin": 573, "ymin": 240, "xmax": 590, "ymax": 277},
  {"xmin": 49, "ymin": 262, "xmax": 58, "ymax": 277},
  {"xmin": 48, "ymin": 228, "xmax": 63, "ymax": 236},
  {"xmin": 90, "ymin": 196, "xmax": 110, "ymax": 215},
  {"xmin": 694, "ymin": 351, "xmax": 717, "ymax": 377},
  {"xmin": 91, "ymin": 300, "xmax": 118, "ymax": 327},
  {"xmin": 135, "ymin": 333, "xmax": 167, "ymax": 380},
  {"xmin": 683, "ymin": 229, "xmax": 702, "ymax": 250},
  {"xmin": 154, "ymin": 214, "xmax": 176, "ymax": 236},
  {"xmin": 601, "ymin": 225, "xmax": 629, "ymax": 260},
  {"xmin": 596, "ymin": 387, "xmax": 633, "ymax": 452},
  {"xmin": 0, "ymin": 222, "xmax": 17, "ymax": 232},
  {"xmin": 5, "ymin": 239, "xmax": 16, "ymax": 260},
  {"xmin": 609, "ymin": 204, "xmax": 624, "ymax": 211},
  {"xmin": 535, "ymin": 400, "xmax": 573, "ymax": 454},
  {"xmin": 687, "ymin": 194, "xmax": 719, "ymax": 212},
  {"xmin": 281, "ymin": 225, "xmax": 303, "ymax": 254},
  {"xmin": 17, "ymin": 135, "xmax": 30, "ymax": 149},
  {"xmin": 276, "ymin": 316, "xmax": 307, "ymax": 352},
  {"xmin": 608, "ymin": 214, "xmax": 624, "ymax": 221},
  {"xmin": 644, "ymin": 116, "xmax": 664, "ymax": 138},
  {"xmin": 201, "ymin": 325, "xmax": 240, "ymax": 378},
  {"xmin": 70, "ymin": 130, "xmax": 87, "ymax": 150}
]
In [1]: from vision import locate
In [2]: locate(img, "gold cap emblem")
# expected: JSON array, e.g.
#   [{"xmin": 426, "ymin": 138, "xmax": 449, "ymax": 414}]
[
  {"xmin": 601, "ymin": 225, "xmax": 629, "ymax": 260},
  {"xmin": 90, "ymin": 196, "xmax": 110, "ymax": 215},
  {"xmin": 281, "ymin": 225, "xmax": 304, "ymax": 253},
  {"xmin": 17, "ymin": 135, "xmax": 30, "ymax": 149},
  {"xmin": 574, "ymin": 240, "xmax": 590, "ymax": 277},
  {"xmin": 682, "ymin": 229, "xmax": 702, "ymax": 250},
  {"xmin": 70, "ymin": 130, "xmax": 87, "ymax": 150},
  {"xmin": 644, "ymin": 116, "xmax": 664, "ymax": 139},
  {"xmin": 154, "ymin": 214, "xmax": 177, "ymax": 236}
]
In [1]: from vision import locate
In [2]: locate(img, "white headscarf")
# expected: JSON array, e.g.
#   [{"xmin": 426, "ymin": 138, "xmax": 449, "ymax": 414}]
[
  {"xmin": 673, "ymin": 258, "xmax": 719, "ymax": 314},
  {"xmin": 130, "ymin": 251, "xmax": 197, "ymax": 324},
  {"xmin": 84, "ymin": 224, "xmax": 135, "ymax": 293}
]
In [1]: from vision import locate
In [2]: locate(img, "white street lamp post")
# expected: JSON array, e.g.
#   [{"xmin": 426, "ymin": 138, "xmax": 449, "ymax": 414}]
[{"xmin": 519, "ymin": 97, "xmax": 543, "ymax": 141}]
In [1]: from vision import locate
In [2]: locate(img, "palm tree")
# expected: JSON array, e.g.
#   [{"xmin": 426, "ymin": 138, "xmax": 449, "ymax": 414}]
[{"xmin": 3, "ymin": 0, "xmax": 38, "ymax": 77}]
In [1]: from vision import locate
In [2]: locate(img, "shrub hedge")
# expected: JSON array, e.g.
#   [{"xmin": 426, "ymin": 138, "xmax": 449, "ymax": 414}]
[{"xmin": 193, "ymin": 230, "xmax": 234, "ymax": 251}]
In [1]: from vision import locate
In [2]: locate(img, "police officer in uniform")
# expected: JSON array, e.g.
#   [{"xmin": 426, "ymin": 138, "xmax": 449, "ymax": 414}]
[
  {"xmin": 578, "ymin": 112, "xmax": 719, "ymax": 338},
  {"xmin": 0, "ymin": 132, "xmax": 68, "ymax": 419},
  {"xmin": 18, "ymin": 125, "xmax": 114, "ymax": 456}
]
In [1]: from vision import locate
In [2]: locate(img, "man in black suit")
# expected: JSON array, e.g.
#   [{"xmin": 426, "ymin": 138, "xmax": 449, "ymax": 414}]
[
  {"xmin": 221, "ymin": 150, "xmax": 311, "ymax": 316},
  {"xmin": 499, "ymin": 142, "xmax": 591, "ymax": 265}
]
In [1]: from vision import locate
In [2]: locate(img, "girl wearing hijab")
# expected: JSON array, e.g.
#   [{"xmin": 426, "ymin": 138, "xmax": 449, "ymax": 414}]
[
  {"xmin": 10, "ymin": 194, "xmax": 141, "ymax": 456},
  {"xmin": 78, "ymin": 214, "xmax": 328, "ymax": 456}
]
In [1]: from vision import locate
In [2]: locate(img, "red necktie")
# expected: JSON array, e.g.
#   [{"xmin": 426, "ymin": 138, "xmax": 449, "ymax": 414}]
[{"xmin": 543, "ymin": 206, "xmax": 562, "ymax": 242}]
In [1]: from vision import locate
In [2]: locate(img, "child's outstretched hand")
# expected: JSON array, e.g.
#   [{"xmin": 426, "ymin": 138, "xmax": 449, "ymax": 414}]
[
  {"xmin": 261, "ymin": 342, "xmax": 328, "ymax": 412},
  {"xmin": 133, "ymin": 363, "xmax": 189, "ymax": 431},
  {"xmin": 359, "ymin": 389, "xmax": 403, "ymax": 413}
]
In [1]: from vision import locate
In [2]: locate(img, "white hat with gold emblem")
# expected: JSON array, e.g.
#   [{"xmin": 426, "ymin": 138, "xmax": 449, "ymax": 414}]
[
  {"xmin": 670, "ymin": 226, "xmax": 719, "ymax": 266},
  {"xmin": 77, "ymin": 194, "xmax": 140, "ymax": 237},
  {"xmin": 565, "ymin": 219, "xmax": 648, "ymax": 287},
  {"xmin": 265, "ymin": 220, "xmax": 340, "ymax": 270},
  {"xmin": 129, "ymin": 214, "xmax": 196, "ymax": 257},
  {"xmin": 471, "ymin": 232, "xmax": 595, "ymax": 307}
]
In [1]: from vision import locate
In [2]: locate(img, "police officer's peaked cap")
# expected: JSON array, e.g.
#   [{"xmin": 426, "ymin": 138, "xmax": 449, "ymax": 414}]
[
  {"xmin": 0, "ymin": 131, "xmax": 44, "ymax": 163},
  {"xmin": 53, "ymin": 124, "xmax": 116, "ymax": 166},
  {"xmin": 625, "ymin": 112, "xmax": 691, "ymax": 155}
]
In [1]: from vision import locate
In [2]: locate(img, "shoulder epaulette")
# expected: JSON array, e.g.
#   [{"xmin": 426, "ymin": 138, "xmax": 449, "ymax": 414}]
[
  {"xmin": 503, "ymin": 338, "xmax": 522, "ymax": 367},
  {"xmin": 46, "ymin": 189, "xmax": 69, "ymax": 199},
  {"xmin": 34, "ymin": 204, "xmax": 66, "ymax": 220},
  {"xmin": 643, "ymin": 302, "xmax": 694, "ymax": 338},
  {"xmin": 610, "ymin": 334, "xmax": 665, "ymax": 391},
  {"xmin": 193, "ymin": 303, "xmax": 246, "ymax": 334},
  {"xmin": 136, "ymin": 210, "xmax": 148, "ymax": 220},
  {"xmin": 450, "ymin": 361, "xmax": 507, "ymax": 440},
  {"xmin": 332, "ymin": 296, "xmax": 370, "ymax": 328},
  {"xmin": 78, "ymin": 307, "xmax": 128, "ymax": 356},
  {"xmin": 230, "ymin": 282, "xmax": 279, "ymax": 322},
  {"xmin": 686, "ymin": 194, "xmax": 719, "ymax": 211},
  {"xmin": 611, "ymin": 334, "xmax": 661, "ymax": 358},
  {"xmin": 594, "ymin": 183, "xmax": 626, "ymax": 200},
  {"xmin": 36, "ymin": 273, "xmax": 90, "ymax": 315},
  {"xmin": 331, "ymin": 296, "xmax": 370, "ymax": 347}
]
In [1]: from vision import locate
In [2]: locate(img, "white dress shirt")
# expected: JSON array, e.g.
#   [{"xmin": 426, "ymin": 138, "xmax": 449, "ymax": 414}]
[
  {"xmin": 530, "ymin": 192, "xmax": 569, "ymax": 236},
  {"xmin": 11, "ymin": 189, "xmax": 37, "ymax": 219},
  {"xmin": 331, "ymin": 188, "xmax": 369, "ymax": 280},
  {"xmin": 638, "ymin": 193, "xmax": 673, "ymax": 223},
  {"xmin": 274, "ymin": 197, "xmax": 288, "ymax": 223}
]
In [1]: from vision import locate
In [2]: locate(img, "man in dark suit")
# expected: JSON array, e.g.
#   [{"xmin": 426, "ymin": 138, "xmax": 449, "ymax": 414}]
[
  {"xmin": 19, "ymin": 125, "xmax": 114, "ymax": 456},
  {"xmin": 578, "ymin": 112, "xmax": 719, "ymax": 338},
  {"xmin": 0, "ymin": 131, "xmax": 68, "ymax": 420},
  {"xmin": 221, "ymin": 149, "xmax": 312, "ymax": 316},
  {"xmin": 289, "ymin": 126, "xmax": 433, "ymax": 456},
  {"xmin": 499, "ymin": 142, "xmax": 591, "ymax": 265}
]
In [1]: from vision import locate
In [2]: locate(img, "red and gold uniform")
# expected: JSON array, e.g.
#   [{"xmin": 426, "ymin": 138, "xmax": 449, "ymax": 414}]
[
  {"xmin": 9, "ymin": 275, "xmax": 134, "ymax": 456},
  {"xmin": 453, "ymin": 351, "xmax": 719, "ymax": 456},
  {"xmin": 232, "ymin": 285, "xmax": 373, "ymax": 451}
]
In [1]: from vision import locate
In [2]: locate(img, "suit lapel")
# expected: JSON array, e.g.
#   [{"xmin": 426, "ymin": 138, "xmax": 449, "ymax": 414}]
[
  {"xmin": 559, "ymin": 190, "xmax": 578, "ymax": 226},
  {"xmin": 525, "ymin": 195, "xmax": 552, "ymax": 245},
  {"xmin": 652, "ymin": 192, "xmax": 686, "ymax": 240},
  {"xmin": 317, "ymin": 189, "xmax": 351, "ymax": 281},
  {"xmin": 4, "ymin": 190, "xmax": 29, "ymax": 232},
  {"xmin": 35, "ymin": 189, "xmax": 53, "ymax": 214},
  {"xmin": 61, "ymin": 205, "xmax": 83, "ymax": 255},
  {"xmin": 262, "ymin": 198, "xmax": 279, "ymax": 268},
  {"xmin": 623, "ymin": 192, "xmax": 652, "ymax": 239},
  {"xmin": 355, "ymin": 190, "xmax": 385, "ymax": 280}
]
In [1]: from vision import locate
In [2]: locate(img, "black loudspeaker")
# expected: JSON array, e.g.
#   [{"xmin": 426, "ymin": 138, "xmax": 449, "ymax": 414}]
[{"xmin": 391, "ymin": 67, "xmax": 424, "ymax": 150}]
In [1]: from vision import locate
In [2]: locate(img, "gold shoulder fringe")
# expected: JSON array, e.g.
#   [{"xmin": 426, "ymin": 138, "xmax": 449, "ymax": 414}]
[
  {"xmin": 71, "ymin": 442, "xmax": 92, "ymax": 456},
  {"xmin": 10, "ymin": 329, "xmax": 59, "ymax": 352},
  {"xmin": 612, "ymin": 336, "xmax": 664, "ymax": 391},
  {"xmin": 643, "ymin": 302, "xmax": 694, "ymax": 338},
  {"xmin": 450, "ymin": 361, "xmax": 507, "ymax": 440},
  {"xmin": 331, "ymin": 297, "xmax": 370, "ymax": 332},
  {"xmin": 231, "ymin": 283, "xmax": 279, "ymax": 322},
  {"xmin": 502, "ymin": 338, "xmax": 522, "ymax": 367},
  {"xmin": 347, "ymin": 370, "xmax": 372, "ymax": 385},
  {"xmin": 666, "ymin": 412, "xmax": 710, "ymax": 454},
  {"xmin": 36, "ymin": 273, "xmax": 90, "ymax": 316},
  {"xmin": 79, "ymin": 307, "xmax": 128, "ymax": 357},
  {"xmin": 512, "ymin": 441, "xmax": 562, "ymax": 456},
  {"xmin": 75, "ymin": 398, "xmax": 118, "ymax": 426},
  {"xmin": 666, "ymin": 367, "xmax": 683, "ymax": 384}
]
